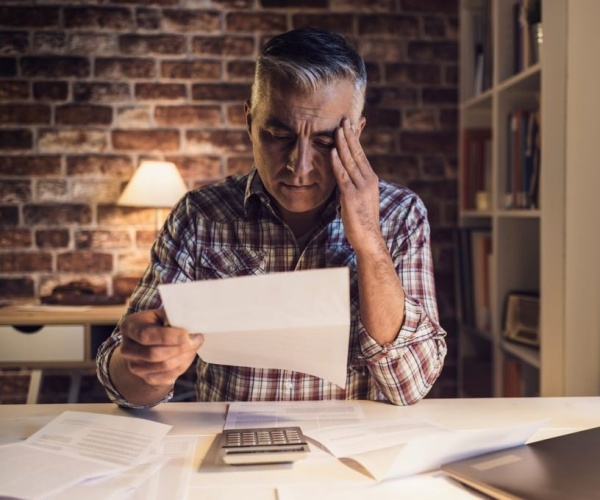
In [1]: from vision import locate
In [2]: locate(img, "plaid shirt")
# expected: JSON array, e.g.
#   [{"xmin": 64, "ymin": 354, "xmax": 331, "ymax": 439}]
[{"xmin": 97, "ymin": 168, "xmax": 447, "ymax": 408}]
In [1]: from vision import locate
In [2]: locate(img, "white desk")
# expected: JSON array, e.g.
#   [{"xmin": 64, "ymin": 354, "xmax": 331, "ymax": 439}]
[
  {"xmin": 1, "ymin": 397, "xmax": 599, "ymax": 499},
  {"xmin": 0, "ymin": 304, "xmax": 124, "ymax": 403}
]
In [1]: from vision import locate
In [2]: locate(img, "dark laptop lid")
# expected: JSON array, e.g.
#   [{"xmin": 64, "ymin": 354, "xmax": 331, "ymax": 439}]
[{"xmin": 441, "ymin": 426, "xmax": 600, "ymax": 500}]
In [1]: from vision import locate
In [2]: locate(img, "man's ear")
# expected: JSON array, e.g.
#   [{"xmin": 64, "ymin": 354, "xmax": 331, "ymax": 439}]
[
  {"xmin": 244, "ymin": 100, "xmax": 252, "ymax": 137},
  {"xmin": 356, "ymin": 116, "xmax": 366, "ymax": 138}
]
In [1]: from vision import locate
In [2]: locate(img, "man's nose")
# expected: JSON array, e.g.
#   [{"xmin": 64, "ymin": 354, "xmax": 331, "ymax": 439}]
[{"xmin": 287, "ymin": 139, "xmax": 313, "ymax": 175}]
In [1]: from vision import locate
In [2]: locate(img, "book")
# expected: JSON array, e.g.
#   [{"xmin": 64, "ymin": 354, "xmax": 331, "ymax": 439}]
[
  {"xmin": 461, "ymin": 128, "xmax": 492, "ymax": 211},
  {"xmin": 455, "ymin": 227, "xmax": 492, "ymax": 331}
]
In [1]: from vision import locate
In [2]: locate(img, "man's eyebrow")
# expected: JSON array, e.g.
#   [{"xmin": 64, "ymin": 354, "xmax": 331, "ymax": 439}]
[
  {"xmin": 264, "ymin": 117, "xmax": 336, "ymax": 139},
  {"xmin": 264, "ymin": 117, "xmax": 293, "ymax": 131}
]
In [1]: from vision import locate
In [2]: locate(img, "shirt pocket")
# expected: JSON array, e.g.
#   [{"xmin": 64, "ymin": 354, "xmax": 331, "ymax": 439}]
[{"xmin": 197, "ymin": 246, "xmax": 267, "ymax": 280}]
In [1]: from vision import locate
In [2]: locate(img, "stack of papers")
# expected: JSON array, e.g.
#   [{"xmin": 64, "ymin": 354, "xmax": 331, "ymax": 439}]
[{"xmin": 0, "ymin": 411, "xmax": 195, "ymax": 500}]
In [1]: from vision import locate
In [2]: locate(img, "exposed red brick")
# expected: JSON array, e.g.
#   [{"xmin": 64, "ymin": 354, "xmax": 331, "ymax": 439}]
[
  {"xmin": 191, "ymin": 36, "xmax": 255, "ymax": 57},
  {"xmin": 38, "ymin": 129, "xmax": 108, "ymax": 153},
  {"xmin": 23, "ymin": 204, "xmax": 92, "ymax": 226},
  {"xmin": 400, "ymin": 130, "xmax": 457, "ymax": 154},
  {"xmin": 97, "ymin": 205, "xmax": 154, "ymax": 226},
  {"xmin": 359, "ymin": 130, "xmax": 395, "ymax": 154},
  {"xmin": 226, "ymin": 60, "xmax": 255, "ymax": 81},
  {"xmin": 226, "ymin": 13, "xmax": 287, "ymax": 33},
  {"xmin": 401, "ymin": 0, "xmax": 458, "ymax": 14},
  {"xmin": 0, "ymin": 7, "xmax": 60, "ymax": 28},
  {"xmin": 0, "ymin": 156, "xmax": 61, "ymax": 176},
  {"xmin": 21, "ymin": 57, "xmax": 91, "ymax": 78},
  {"xmin": 112, "ymin": 129, "xmax": 180, "ymax": 151},
  {"xmin": 371, "ymin": 155, "xmax": 419, "ymax": 185},
  {"xmin": 0, "ymin": 81, "xmax": 29, "ymax": 100},
  {"xmin": 386, "ymin": 63, "xmax": 440, "ymax": 84},
  {"xmin": 160, "ymin": 60, "xmax": 221, "ymax": 80},
  {"xmin": 0, "ymin": 129, "xmax": 32, "ymax": 150},
  {"xmin": 135, "ymin": 83, "xmax": 186, "ymax": 100},
  {"xmin": 75, "ymin": 230, "xmax": 131, "ymax": 249},
  {"xmin": 55, "ymin": 104, "xmax": 113, "ymax": 125},
  {"xmin": 135, "ymin": 230, "xmax": 155, "ymax": 247},
  {"xmin": 32, "ymin": 32, "xmax": 66, "ymax": 53},
  {"xmin": 0, "ymin": 252, "xmax": 52, "ymax": 272},
  {"xmin": 262, "ymin": 0, "xmax": 326, "ymax": 6},
  {"xmin": 226, "ymin": 103, "xmax": 246, "ymax": 126},
  {"xmin": 0, "ymin": 180, "xmax": 31, "ymax": 203},
  {"xmin": 165, "ymin": 155, "xmax": 223, "ymax": 180},
  {"xmin": 112, "ymin": 274, "xmax": 141, "ymax": 297},
  {"xmin": 407, "ymin": 41, "xmax": 458, "ymax": 62},
  {"xmin": 422, "ymin": 87, "xmax": 458, "ymax": 105},
  {"xmin": 119, "ymin": 34, "xmax": 186, "ymax": 55},
  {"xmin": 366, "ymin": 86, "xmax": 418, "ymax": 107},
  {"xmin": 35, "ymin": 229, "xmax": 70, "ymax": 249},
  {"xmin": 36, "ymin": 179, "xmax": 68, "ymax": 201},
  {"xmin": 191, "ymin": 83, "xmax": 250, "ymax": 101},
  {"xmin": 423, "ymin": 15, "xmax": 446, "ymax": 38},
  {"xmin": 73, "ymin": 82, "xmax": 131, "ymax": 102},
  {"xmin": 186, "ymin": 130, "xmax": 251, "ymax": 154},
  {"xmin": 57, "ymin": 251, "xmax": 113, "ymax": 272},
  {"xmin": 0, "ymin": 229, "xmax": 32, "ymax": 248},
  {"xmin": 67, "ymin": 155, "xmax": 134, "ymax": 177},
  {"xmin": 0, "ymin": 206, "xmax": 19, "ymax": 226},
  {"xmin": 95, "ymin": 58, "xmax": 156, "ymax": 79},
  {"xmin": 136, "ymin": 8, "xmax": 161, "ymax": 30},
  {"xmin": 155, "ymin": 105, "xmax": 222, "ymax": 126},
  {"xmin": 440, "ymin": 108, "xmax": 458, "ymax": 129},
  {"xmin": 33, "ymin": 81, "xmax": 69, "ymax": 101},
  {"xmin": 64, "ymin": 7, "xmax": 133, "ymax": 30},
  {"xmin": 0, "ymin": 33, "xmax": 28, "ymax": 55},
  {"xmin": 0, "ymin": 57, "xmax": 17, "ymax": 76},
  {"xmin": 363, "ymin": 108, "xmax": 401, "ymax": 128},
  {"xmin": 162, "ymin": 9, "xmax": 220, "ymax": 32},
  {"xmin": 359, "ymin": 15, "xmax": 419, "ymax": 36},
  {"xmin": 0, "ymin": 104, "xmax": 50, "ymax": 125},
  {"xmin": 291, "ymin": 14, "xmax": 354, "ymax": 34},
  {"xmin": 365, "ymin": 62, "xmax": 382, "ymax": 83},
  {"xmin": 404, "ymin": 108, "xmax": 437, "ymax": 130},
  {"xmin": 226, "ymin": 156, "xmax": 253, "ymax": 176},
  {"xmin": 445, "ymin": 65, "xmax": 458, "ymax": 85},
  {"xmin": 0, "ymin": 277, "xmax": 34, "ymax": 298}
]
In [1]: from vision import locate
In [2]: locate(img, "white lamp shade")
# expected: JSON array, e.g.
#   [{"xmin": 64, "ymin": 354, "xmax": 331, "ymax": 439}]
[{"xmin": 118, "ymin": 161, "xmax": 188, "ymax": 208}]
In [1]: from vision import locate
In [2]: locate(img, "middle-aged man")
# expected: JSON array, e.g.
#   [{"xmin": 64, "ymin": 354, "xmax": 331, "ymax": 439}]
[{"xmin": 97, "ymin": 27, "xmax": 447, "ymax": 408}]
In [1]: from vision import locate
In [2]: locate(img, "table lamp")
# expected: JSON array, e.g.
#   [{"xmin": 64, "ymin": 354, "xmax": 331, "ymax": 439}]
[{"xmin": 117, "ymin": 160, "xmax": 188, "ymax": 233}]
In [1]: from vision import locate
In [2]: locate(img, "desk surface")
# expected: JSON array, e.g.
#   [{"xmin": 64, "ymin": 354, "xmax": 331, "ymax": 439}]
[
  {"xmin": 2, "ymin": 397, "xmax": 600, "ymax": 499},
  {"xmin": 0, "ymin": 304, "xmax": 125, "ymax": 325}
]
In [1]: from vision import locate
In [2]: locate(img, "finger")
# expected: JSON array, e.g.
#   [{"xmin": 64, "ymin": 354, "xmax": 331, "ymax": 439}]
[
  {"xmin": 334, "ymin": 125, "xmax": 364, "ymax": 185},
  {"xmin": 341, "ymin": 118, "xmax": 372, "ymax": 178},
  {"xmin": 121, "ymin": 309, "xmax": 190, "ymax": 346},
  {"xmin": 122, "ymin": 331, "xmax": 203, "ymax": 361}
]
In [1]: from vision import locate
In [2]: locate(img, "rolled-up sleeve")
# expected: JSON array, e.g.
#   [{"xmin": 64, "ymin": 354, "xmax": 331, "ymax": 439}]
[{"xmin": 358, "ymin": 193, "xmax": 447, "ymax": 405}]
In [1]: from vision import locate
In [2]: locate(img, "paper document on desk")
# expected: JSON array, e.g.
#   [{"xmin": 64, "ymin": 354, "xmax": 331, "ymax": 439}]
[
  {"xmin": 158, "ymin": 267, "xmax": 351, "ymax": 388},
  {"xmin": 307, "ymin": 419, "xmax": 545, "ymax": 481},
  {"xmin": 0, "ymin": 411, "xmax": 172, "ymax": 499}
]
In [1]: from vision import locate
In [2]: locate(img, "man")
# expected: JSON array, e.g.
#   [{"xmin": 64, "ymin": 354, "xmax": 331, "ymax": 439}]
[{"xmin": 97, "ymin": 28, "xmax": 447, "ymax": 408}]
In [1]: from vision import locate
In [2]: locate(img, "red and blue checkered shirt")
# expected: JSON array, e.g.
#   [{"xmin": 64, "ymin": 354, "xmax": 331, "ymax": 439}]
[{"xmin": 97, "ymin": 168, "xmax": 447, "ymax": 408}]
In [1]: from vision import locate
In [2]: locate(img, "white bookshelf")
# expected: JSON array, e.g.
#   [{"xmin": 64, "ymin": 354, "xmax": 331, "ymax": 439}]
[{"xmin": 457, "ymin": 0, "xmax": 600, "ymax": 397}]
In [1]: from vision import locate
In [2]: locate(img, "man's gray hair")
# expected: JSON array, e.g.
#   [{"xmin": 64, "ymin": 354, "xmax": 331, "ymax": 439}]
[{"xmin": 250, "ymin": 28, "xmax": 367, "ymax": 118}]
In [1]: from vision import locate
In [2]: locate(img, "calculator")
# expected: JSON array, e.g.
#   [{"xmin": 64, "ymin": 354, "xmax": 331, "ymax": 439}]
[{"xmin": 218, "ymin": 426, "xmax": 310, "ymax": 465}]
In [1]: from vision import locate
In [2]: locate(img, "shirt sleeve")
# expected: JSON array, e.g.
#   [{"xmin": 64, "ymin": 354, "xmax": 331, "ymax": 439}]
[
  {"xmin": 96, "ymin": 199, "xmax": 196, "ymax": 409},
  {"xmin": 358, "ymin": 194, "xmax": 447, "ymax": 405}
]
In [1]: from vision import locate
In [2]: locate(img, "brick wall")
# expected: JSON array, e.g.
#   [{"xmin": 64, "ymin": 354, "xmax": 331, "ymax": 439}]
[{"xmin": 0, "ymin": 0, "xmax": 458, "ymax": 396}]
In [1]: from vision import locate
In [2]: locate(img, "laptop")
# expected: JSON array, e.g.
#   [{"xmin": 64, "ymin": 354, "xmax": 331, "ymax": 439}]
[{"xmin": 441, "ymin": 426, "xmax": 600, "ymax": 500}]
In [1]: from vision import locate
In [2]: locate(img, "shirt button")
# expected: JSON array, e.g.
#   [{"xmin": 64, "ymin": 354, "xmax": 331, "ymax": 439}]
[{"xmin": 286, "ymin": 381, "xmax": 293, "ymax": 390}]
